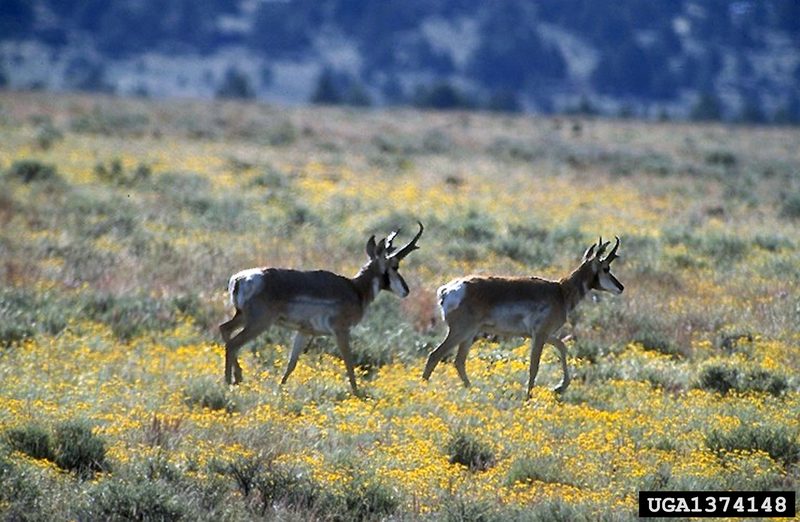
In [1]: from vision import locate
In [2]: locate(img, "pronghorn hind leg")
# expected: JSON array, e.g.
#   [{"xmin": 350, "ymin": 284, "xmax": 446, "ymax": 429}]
[
  {"xmin": 454, "ymin": 339, "xmax": 475, "ymax": 388},
  {"xmin": 224, "ymin": 339, "xmax": 243, "ymax": 385},
  {"xmin": 281, "ymin": 332, "xmax": 309, "ymax": 385},
  {"xmin": 224, "ymin": 316, "xmax": 272, "ymax": 385},
  {"xmin": 548, "ymin": 336, "xmax": 570, "ymax": 394},
  {"xmin": 219, "ymin": 309, "xmax": 245, "ymax": 344},
  {"xmin": 224, "ymin": 330, "xmax": 254, "ymax": 385}
]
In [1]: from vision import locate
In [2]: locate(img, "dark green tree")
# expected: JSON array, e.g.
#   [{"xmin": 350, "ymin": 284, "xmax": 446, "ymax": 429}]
[
  {"xmin": 486, "ymin": 90, "xmax": 522, "ymax": 113},
  {"xmin": 690, "ymin": 92, "xmax": 724, "ymax": 121},
  {"xmin": 344, "ymin": 82, "xmax": 372, "ymax": 107},
  {"xmin": 772, "ymin": 95, "xmax": 800, "ymax": 126},
  {"xmin": 215, "ymin": 68, "xmax": 255, "ymax": 99},
  {"xmin": 413, "ymin": 82, "xmax": 473, "ymax": 110},
  {"xmin": 310, "ymin": 68, "xmax": 343, "ymax": 105},
  {"xmin": 738, "ymin": 97, "xmax": 766, "ymax": 124}
]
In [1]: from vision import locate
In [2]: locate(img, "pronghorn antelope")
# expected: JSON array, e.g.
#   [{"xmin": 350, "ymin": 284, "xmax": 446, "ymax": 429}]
[
  {"xmin": 220, "ymin": 223, "xmax": 423, "ymax": 392},
  {"xmin": 422, "ymin": 236, "xmax": 623, "ymax": 396}
]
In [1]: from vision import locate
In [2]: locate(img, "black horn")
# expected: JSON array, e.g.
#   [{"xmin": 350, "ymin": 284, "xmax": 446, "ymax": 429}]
[
  {"xmin": 389, "ymin": 221, "xmax": 424, "ymax": 260},
  {"xmin": 596, "ymin": 236, "xmax": 611, "ymax": 257},
  {"xmin": 384, "ymin": 229, "xmax": 400, "ymax": 254},
  {"xmin": 375, "ymin": 237, "xmax": 387, "ymax": 256},
  {"xmin": 604, "ymin": 236, "xmax": 620, "ymax": 262}
]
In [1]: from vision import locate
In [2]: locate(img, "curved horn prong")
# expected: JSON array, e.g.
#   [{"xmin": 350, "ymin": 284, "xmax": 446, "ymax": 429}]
[
  {"xmin": 385, "ymin": 229, "xmax": 400, "ymax": 253},
  {"xmin": 389, "ymin": 221, "xmax": 424, "ymax": 260},
  {"xmin": 604, "ymin": 236, "xmax": 620, "ymax": 263}
]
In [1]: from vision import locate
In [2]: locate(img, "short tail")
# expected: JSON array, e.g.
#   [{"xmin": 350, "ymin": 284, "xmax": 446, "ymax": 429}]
[
  {"xmin": 436, "ymin": 285, "xmax": 448, "ymax": 321},
  {"xmin": 228, "ymin": 276, "xmax": 240, "ymax": 309},
  {"xmin": 435, "ymin": 285, "xmax": 447, "ymax": 303},
  {"xmin": 437, "ymin": 280, "xmax": 466, "ymax": 321}
]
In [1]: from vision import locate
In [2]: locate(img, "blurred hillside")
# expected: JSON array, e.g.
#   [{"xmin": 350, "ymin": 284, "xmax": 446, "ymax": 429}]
[{"xmin": 1, "ymin": 0, "xmax": 799, "ymax": 121}]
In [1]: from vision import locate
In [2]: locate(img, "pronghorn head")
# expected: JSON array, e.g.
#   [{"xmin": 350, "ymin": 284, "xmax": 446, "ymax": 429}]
[
  {"xmin": 364, "ymin": 221, "xmax": 424, "ymax": 298},
  {"xmin": 581, "ymin": 236, "xmax": 624, "ymax": 295}
]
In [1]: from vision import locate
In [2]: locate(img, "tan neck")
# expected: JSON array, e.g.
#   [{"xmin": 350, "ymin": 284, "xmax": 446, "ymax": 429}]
[
  {"xmin": 351, "ymin": 262, "xmax": 381, "ymax": 308},
  {"xmin": 559, "ymin": 263, "xmax": 592, "ymax": 312}
]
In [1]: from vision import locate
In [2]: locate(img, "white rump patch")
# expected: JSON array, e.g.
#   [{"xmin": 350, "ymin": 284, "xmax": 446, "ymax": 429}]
[
  {"xmin": 437, "ymin": 280, "xmax": 467, "ymax": 319},
  {"xmin": 229, "ymin": 268, "xmax": 265, "ymax": 309}
]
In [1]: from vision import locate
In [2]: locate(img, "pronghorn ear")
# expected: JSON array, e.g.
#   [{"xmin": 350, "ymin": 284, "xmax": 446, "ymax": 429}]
[
  {"xmin": 375, "ymin": 237, "xmax": 387, "ymax": 257},
  {"xmin": 366, "ymin": 235, "xmax": 377, "ymax": 259},
  {"xmin": 583, "ymin": 243, "xmax": 597, "ymax": 261}
]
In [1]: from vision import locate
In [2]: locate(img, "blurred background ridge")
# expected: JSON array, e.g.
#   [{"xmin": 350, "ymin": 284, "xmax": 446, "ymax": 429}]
[{"xmin": 1, "ymin": 0, "xmax": 798, "ymax": 123}]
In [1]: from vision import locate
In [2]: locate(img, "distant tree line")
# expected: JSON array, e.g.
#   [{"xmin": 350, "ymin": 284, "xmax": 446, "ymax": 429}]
[{"xmin": 2, "ymin": 0, "xmax": 799, "ymax": 124}]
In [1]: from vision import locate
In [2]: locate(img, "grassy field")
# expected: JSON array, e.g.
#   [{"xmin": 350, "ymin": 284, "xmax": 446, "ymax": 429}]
[{"xmin": 1, "ymin": 91, "xmax": 799, "ymax": 520}]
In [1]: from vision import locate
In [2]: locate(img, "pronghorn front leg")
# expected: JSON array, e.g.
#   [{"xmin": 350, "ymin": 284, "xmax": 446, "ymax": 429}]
[
  {"xmin": 526, "ymin": 334, "xmax": 546, "ymax": 398},
  {"xmin": 422, "ymin": 326, "xmax": 475, "ymax": 382},
  {"xmin": 334, "ymin": 330, "xmax": 358, "ymax": 393},
  {"xmin": 548, "ymin": 336, "xmax": 570, "ymax": 394},
  {"xmin": 281, "ymin": 332, "xmax": 310, "ymax": 385}
]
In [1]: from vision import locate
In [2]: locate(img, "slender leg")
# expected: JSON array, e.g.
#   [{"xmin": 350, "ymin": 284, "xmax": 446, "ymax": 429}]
[
  {"xmin": 422, "ymin": 327, "xmax": 475, "ymax": 381},
  {"xmin": 526, "ymin": 334, "xmax": 546, "ymax": 398},
  {"xmin": 225, "ymin": 319, "xmax": 270, "ymax": 385},
  {"xmin": 281, "ymin": 332, "xmax": 309, "ymax": 385},
  {"xmin": 548, "ymin": 336, "xmax": 570, "ymax": 393},
  {"xmin": 224, "ymin": 340, "xmax": 242, "ymax": 385},
  {"xmin": 334, "ymin": 330, "xmax": 358, "ymax": 393},
  {"xmin": 454, "ymin": 340, "xmax": 474, "ymax": 388},
  {"xmin": 219, "ymin": 309, "xmax": 244, "ymax": 343}
]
